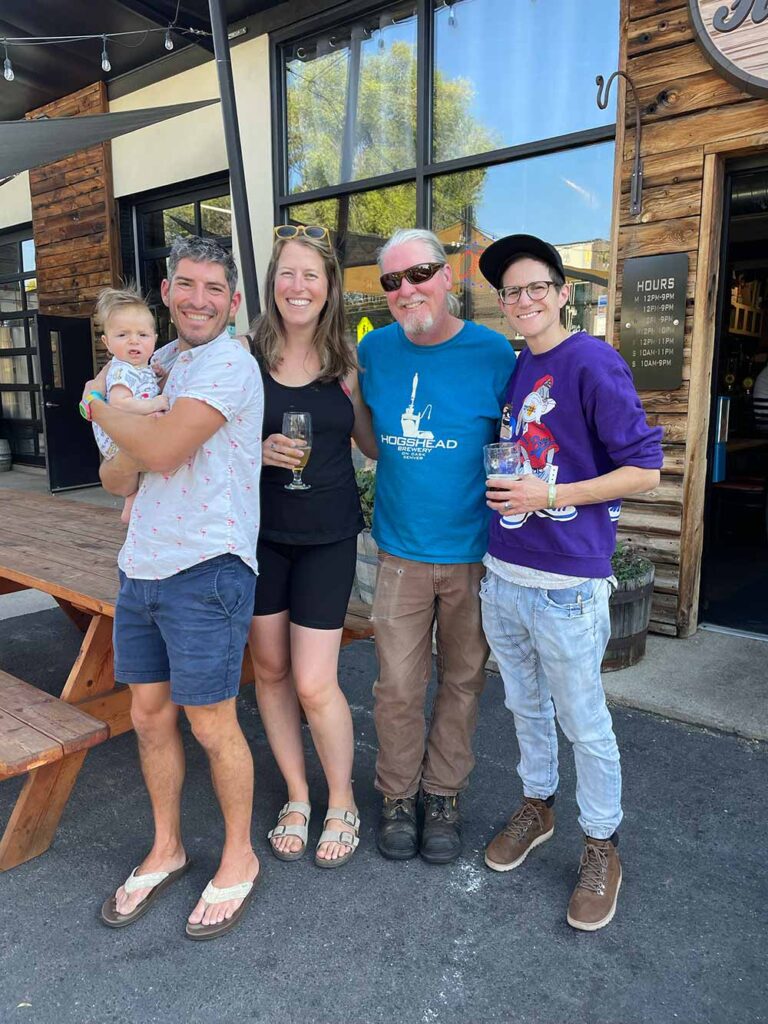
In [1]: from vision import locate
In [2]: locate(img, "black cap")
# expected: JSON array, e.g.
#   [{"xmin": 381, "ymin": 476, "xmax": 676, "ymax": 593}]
[{"xmin": 479, "ymin": 233, "xmax": 565, "ymax": 291}]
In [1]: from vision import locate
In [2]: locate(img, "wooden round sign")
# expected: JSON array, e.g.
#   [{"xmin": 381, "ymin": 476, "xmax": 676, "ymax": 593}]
[{"xmin": 689, "ymin": 1, "xmax": 768, "ymax": 97}]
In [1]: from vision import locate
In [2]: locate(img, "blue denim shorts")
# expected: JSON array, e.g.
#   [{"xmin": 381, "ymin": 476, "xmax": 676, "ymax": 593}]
[{"xmin": 114, "ymin": 554, "xmax": 256, "ymax": 706}]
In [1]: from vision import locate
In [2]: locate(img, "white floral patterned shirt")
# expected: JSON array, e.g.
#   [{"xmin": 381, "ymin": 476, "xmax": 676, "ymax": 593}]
[{"xmin": 118, "ymin": 332, "xmax": 263, "ymax": 580}]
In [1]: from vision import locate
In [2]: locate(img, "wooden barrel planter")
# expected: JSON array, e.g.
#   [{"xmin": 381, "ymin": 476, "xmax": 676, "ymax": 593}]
[
  {"xmin": 355, "ymin": 529, "xmax": 378, "ymax": 605},
  {"xmin": 601, "ymin": 563, "xmax": 655, "ymax": 672},
  {"xmin": 0, "ymin": 439, "xmax": 11, "ymax": 473}
]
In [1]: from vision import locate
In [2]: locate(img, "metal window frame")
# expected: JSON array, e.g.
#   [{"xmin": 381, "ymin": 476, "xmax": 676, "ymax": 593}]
[
  {"xmin": 271, "ymin": 0, "xmax": 617, "ymax": 227},
  {"xmin": 120, "ymin": 175, "xmax": 233, "ymax": 307},
  {"xmin": 134, "ymin": 176, "xmax": 234, "ymax": 262}
]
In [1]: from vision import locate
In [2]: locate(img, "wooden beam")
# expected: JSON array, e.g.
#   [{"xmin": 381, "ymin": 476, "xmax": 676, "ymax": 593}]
[
  {"xmin": 605, "ymin": 0, "xmax": 630, "ymax": 347},
  {"xmin": 627, "ymin": 6, "xmax": 692, "ymax": 58},
  {"xmin": 676, "ymin": 152, "xmax": 724, "ymax": 638}
]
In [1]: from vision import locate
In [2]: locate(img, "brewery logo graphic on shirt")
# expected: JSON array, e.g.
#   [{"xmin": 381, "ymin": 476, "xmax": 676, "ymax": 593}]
[
  {"xmin": 380, "ymin": 372, "xmax": 459, "ymax": 462},
  {"xmin": 499, "ymin": 374, "xmax": 578, "ymax": 529}
]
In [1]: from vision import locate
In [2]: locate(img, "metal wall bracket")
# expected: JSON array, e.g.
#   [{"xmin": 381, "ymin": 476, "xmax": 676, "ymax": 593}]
[{"xmin": 596, "ymin": 70, "xmax": 644, "ymax": 217}]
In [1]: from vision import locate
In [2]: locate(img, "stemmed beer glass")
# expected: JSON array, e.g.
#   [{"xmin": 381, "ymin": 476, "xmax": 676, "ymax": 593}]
[{"xmin": 282, "ymin": 411, "xmax": 312, "ymax": 491}]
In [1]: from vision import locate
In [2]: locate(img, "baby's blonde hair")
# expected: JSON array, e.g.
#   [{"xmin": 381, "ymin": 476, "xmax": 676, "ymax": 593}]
[{"xmin": 95, "ymin": 285, "xmax": 155, "ymax": 334}]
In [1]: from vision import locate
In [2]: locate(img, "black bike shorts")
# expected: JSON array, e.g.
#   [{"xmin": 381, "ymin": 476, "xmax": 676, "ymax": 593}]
[{"xmin": 253, "ymin": 535, "xmax": 357, "ymax": 630}]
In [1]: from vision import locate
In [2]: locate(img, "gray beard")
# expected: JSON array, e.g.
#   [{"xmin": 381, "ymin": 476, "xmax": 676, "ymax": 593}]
[{"xmin": 402, "ymin": 309, "xmax": 434, "ymax": 337}]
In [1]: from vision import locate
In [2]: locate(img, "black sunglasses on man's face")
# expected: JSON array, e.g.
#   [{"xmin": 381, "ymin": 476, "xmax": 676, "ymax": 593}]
[{"xmin": 379, "ymin": 262, "xmax": 445, "ymax": 293}]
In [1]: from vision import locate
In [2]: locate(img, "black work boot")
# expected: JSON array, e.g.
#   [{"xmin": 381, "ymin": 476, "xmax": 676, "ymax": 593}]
[
  {"xmin": 376, "ymin": 796, "xmax": 418, "ymax": 860},
  {"xmin": 420, "ymin": 792, "xmax": 461, "ymax": 864}
]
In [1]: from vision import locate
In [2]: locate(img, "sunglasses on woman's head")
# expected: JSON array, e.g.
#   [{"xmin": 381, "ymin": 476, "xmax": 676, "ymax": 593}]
[
  {"xmin": 379, "ymin": 262, "xmax": 445, "ymax": 293},
  {"xmin": 273, "ymin": 224, "xmax": 330, "ymax": 242}
]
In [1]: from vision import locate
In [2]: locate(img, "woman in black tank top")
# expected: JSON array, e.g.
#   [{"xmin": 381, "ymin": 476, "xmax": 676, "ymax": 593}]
[{"xmin": 248, "ymin": 228, "xmax": 377, "ymax": 870}]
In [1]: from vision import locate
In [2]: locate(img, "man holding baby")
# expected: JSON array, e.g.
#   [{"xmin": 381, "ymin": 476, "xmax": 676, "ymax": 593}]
[{"xmin": 82, "ymin": 236, "xmax": 263, "ymax": 941}]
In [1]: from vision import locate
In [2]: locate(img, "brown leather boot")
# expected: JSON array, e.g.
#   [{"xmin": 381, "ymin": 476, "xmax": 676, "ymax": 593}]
[
  {"xmin": 376, "ymin": 796, "xmax": 418, "ymax": 860},
  {"xmin": 484, "ymin": 797, "xmax": 555, "ymax": 872},
  {"xmin": 567, "ymin": 835, "xmax": 622, "ymax": 931}
]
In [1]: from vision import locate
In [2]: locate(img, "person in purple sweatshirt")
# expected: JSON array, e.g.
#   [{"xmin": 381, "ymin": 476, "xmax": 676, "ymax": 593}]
[{"xmin": 477, "ymin": 234, "xmax": 663, "ymax": 932}]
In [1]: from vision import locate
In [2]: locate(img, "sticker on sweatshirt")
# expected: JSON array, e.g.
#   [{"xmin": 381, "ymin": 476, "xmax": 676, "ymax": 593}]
[
  {"xmin": 379, "ymin": 371, "xmax": 459, "ymax": 462},
  {"xmin": 499, "ymin": 374, "xmax": 577, "ymax": 529}
]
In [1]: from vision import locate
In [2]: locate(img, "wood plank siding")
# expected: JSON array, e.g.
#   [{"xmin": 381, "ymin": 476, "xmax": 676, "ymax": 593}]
[
  {"xmin": 614, "ymin": 2, "xmax": 768, "ymax": 636},
  {"xmin": 26, "ymin": 83, "xmax": 121, "ymax": 326}
]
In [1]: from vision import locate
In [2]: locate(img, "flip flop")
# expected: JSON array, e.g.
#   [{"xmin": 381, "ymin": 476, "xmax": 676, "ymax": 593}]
[
  {"xmin": 185, "ymin": 869, "xmax": 262, "ymax": 942},
  {"xmin": 267, "ymin": 800, "xmax": 311, "ymax": 862},
  {"xmin": 314, "ymin": 808, "xmax": 360, "ymax": 869},
  {"xmin": 100, "ymin": 857, "xmax": 192, "ymax": 928}
]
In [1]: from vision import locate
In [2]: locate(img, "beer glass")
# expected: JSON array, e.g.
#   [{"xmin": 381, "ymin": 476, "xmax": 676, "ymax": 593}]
[
  {"xmin": 483, "ymin": 441, "xmax": 523, "ymax": 482},
  {"xmin": 282, "ymin": 411, "xmax": 312, "ymax": 491}
]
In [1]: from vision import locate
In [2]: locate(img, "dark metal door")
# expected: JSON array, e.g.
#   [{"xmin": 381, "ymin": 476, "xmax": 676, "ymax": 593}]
[{"xmin": 37, "ymin": 314, "xmax": 100, "ymax": 491}]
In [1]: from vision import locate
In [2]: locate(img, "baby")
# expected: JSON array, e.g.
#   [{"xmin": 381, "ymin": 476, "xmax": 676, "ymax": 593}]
[{"xmin": 90, "ymin": 287, "xmax": 169, "ymax": 523}]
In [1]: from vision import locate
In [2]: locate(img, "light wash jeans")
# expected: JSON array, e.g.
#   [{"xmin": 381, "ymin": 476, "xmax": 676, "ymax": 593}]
[{"xmin": 479, "ymin": 570, "xmax": 622, "ymax": 839}]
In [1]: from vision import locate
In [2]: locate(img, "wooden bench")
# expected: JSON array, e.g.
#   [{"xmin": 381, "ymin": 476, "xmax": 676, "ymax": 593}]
[{"xmin": 0, "ymin": 670, "xmax": 108, "ymax": 780}]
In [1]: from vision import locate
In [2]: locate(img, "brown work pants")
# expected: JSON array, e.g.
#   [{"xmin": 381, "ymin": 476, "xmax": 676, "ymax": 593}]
[{"xmin": 371, "ymin": 552, "xmax": 489, "ymax": 799}]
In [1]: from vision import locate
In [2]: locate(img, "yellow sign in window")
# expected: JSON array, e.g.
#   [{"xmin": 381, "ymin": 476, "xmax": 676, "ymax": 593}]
[{"xmin": 357, "ymin": 316, "xmax": 373, "ymax": 343}]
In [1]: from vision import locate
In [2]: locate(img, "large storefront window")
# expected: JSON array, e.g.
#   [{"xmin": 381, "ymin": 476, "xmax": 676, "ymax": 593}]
[
  {"xmin": 0, "ymin": 228, "xmax": 41, "ymax": 465},
  {"xmin": 432, "ymin": 142, "xmax": 614, "ymax": 338},
  {"xmin": 432, "ymin": 0, "xmax": 619, "ymax": 161},
  {"xmin": 275, "ymin": 1, "xmax": 618, "ymax": 338},
  {"xmin": 123, "ymin": 178, "xmax": 232, "ymax": 345},
  {"xmin": 285, "ymin": 2, "xmax": 418, "ymax": 193}
]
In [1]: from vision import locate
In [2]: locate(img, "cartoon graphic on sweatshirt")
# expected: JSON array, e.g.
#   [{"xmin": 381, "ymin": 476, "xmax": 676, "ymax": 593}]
[{"xmin": 499, "ymin": 374, "xmax": 577, "ymax": 529}]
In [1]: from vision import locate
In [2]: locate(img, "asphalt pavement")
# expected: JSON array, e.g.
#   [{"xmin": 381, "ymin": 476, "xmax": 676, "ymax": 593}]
[{"xmin": 0, "ymin": 606, "xmax": 765, "ymax": 1024}]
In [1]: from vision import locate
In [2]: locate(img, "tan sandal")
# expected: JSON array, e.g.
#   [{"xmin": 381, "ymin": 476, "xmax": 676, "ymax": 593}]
[
  {"xmin": 267, "ymin": 800, "xmax": 311, "ymax": 862},
  {"xmin": 101, "ymin": 857, "xmax": 192, "ymax": 928},
  {"xmin": 185, "ymin": 870, "xmax": 261, "ymax": 942},
  {"xmin": 315, "ymin": 808, "xmax": 360, "ymax": 869}
]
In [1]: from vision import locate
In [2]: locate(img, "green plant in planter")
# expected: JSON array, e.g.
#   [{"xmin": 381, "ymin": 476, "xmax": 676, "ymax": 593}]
[
  {"xmin": 603, "ymin": 541, "xmax": 656, "ymax": 672},
  {"xmin": 610, "ymin": 540, "xmax": 654, "ymax": 583},
  {"xmin": 356, "ymin": 467, "xmax": 376, "ymax": 530}
]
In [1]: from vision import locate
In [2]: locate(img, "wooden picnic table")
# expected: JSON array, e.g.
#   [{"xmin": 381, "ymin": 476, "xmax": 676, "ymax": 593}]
[
  {"xmin": 0, "ymin": 488, "xmax": 373, "ymax": 871},
  {"xmin": 0, "ymin": 490, "xmax": 128, "ymax": 871}
]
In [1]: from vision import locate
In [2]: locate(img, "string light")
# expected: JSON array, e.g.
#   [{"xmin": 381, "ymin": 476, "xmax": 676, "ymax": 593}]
[
  {"xmin": 0, "ymin": 13, "xmax": 207, "ymax": 85},
  {"xmin": 3, "ymin": 43, "xmax": 13, "ymax": 83}
]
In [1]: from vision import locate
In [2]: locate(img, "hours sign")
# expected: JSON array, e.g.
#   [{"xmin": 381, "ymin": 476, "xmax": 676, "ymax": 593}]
[
  {"xmin": 620, "ymin": 254, "xmax": 688, "ymax": 391},
  {"xmin": 689, "ymin": 1, "xmax": 768, "ymax": 97}
]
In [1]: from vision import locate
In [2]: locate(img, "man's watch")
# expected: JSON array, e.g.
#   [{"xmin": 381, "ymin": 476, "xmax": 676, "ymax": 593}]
[{"xmin": 79, "ymin": 390, "xmax": 106, "ymax": 422}]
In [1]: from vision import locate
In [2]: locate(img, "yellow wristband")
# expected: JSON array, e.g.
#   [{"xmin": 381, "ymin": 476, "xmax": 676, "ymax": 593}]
[{"xmin": 547, "ymin": 481, "xmax": 557, "ymax": 509}]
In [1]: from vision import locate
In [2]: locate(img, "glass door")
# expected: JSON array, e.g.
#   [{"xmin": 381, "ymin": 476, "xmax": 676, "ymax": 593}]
[{"xmin": 700, "ymin": 164, "xmax": 768, "ymax": 634}]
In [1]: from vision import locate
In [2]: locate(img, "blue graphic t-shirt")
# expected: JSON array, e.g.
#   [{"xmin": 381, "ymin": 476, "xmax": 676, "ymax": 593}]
[{"xmin": 358, "ymin": 321, "xmax": 516, "ymax": 563}]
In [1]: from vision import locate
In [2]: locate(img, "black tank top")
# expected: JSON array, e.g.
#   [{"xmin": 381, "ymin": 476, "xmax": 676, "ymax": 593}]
[{"xmin": 258, "ymin": 361, "xmax": 364, "ymax": 545}]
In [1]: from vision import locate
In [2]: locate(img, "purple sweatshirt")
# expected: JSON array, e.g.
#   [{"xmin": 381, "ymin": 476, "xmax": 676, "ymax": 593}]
[{"xmin": 487, "ymin": 332, "xmax": 664, "ymax": 578}]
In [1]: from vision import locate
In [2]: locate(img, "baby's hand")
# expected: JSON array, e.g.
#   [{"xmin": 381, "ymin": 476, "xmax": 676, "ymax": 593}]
[
  {"xmin": 154, "ymin": 394, "xmax": 170, "ymax": 413},
  {"xmin": 153, "ymin": 364, "xmax": 170, "ymax": 390}
]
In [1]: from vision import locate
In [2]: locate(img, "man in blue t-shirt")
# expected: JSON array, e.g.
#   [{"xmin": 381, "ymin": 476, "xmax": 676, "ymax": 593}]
[
  {"xmin": 358, "ymin": 228, "xmax": 516, "ymax": 864},
  {"xmin": 477, "ymin": 234, "xmax": 663, "ymax": 932}
]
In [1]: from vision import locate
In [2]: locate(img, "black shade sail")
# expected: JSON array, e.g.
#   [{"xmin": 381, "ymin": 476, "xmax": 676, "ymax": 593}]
[{"xmin": 0, "ymin": 98, "xmax": 220, "ymax": 182}]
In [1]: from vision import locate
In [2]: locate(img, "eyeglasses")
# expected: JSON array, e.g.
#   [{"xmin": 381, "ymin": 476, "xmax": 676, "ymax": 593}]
[
  {"xmin": 273, "ymin": 224, "xmax": 330, "ymax": 242},
  {"xmin": 498, "ymin": 281, "xmax": 557, "ymax": 306},
  {"xmin": 379, "ymin": 262, "xmax": 445, "ymax": 293}
]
